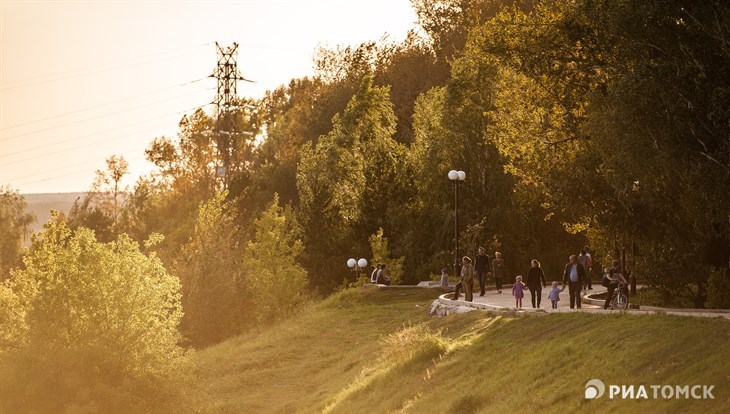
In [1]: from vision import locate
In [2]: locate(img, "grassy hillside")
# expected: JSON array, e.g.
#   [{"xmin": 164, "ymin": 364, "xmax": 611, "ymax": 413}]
[{"xmin": 196, "ymin": 287, "xmax": 729, "ymax": 414}]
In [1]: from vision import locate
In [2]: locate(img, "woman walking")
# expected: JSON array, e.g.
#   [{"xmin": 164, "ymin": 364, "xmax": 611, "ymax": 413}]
[
  {"xmin": 526, "ymin": 259, "xmax": 547, "ymax": 308},
  {"xmin": 492, "ymin": 252, "xmax": 505, "ymax": 293},
  {"xmin": 460, "ymin": 256, "xmax": 475, "ymax": 302}
]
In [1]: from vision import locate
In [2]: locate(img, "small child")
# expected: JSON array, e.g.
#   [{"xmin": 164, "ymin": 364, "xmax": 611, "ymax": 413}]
[
  {"xmin": 440, "ymin": 267, "xmax": 449, "ymax": 288},
  {"xmin": 512, "ymin": 275, "xmax": 528, "ymax": 308},
  {"xmin": 547, "ymin": 281, "xmax": 566, "ymax": 309}
]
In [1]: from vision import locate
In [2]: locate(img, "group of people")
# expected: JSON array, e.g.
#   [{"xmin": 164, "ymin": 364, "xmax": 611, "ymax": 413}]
[
  {"xmin": 370, "ymin": 262, "xmax": 391, "ymax": 285},
  {"xmin": 449, "ymin": 248, "xmax": 507, "ymax": 301},
  {"xmin": 450, "ymin": 245, "xmax": 628, "ymax": 310}
]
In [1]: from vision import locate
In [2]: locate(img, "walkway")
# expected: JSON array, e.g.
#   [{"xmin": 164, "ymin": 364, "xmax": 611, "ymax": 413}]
[{"xmin": 421, "ymin": 283, "xmax": 730, "ymax": 319}]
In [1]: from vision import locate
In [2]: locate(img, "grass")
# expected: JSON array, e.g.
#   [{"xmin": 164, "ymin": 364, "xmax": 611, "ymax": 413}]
[{"xmin": 195, "ymin": 286, "xmax": 730, "ymax": 413}]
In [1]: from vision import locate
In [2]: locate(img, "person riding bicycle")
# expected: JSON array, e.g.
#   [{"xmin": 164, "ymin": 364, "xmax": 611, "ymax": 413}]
[{"xmin": 603, "ymin": 259, "xmax": 628, "ymax": 309}]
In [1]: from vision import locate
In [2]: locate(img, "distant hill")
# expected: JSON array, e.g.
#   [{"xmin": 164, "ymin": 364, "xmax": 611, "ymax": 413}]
[{"xmin": 23, "ymin": 192, "xmax": 84, "ymax": 235}]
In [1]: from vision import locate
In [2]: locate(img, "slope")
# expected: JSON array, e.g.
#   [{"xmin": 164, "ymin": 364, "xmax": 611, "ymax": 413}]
[{"xmin": 195, "ymin": 286, "xmax": 729, "ymax": 413}]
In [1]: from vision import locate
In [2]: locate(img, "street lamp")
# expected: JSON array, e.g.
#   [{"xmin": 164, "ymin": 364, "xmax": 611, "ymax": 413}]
[
  {"xmin": 448, "ymin": 170, "xmax": 466, "ymax": 296},
  {"xmin": 347, "ymin": 257, "xmax": 368, "ymax": 281}
]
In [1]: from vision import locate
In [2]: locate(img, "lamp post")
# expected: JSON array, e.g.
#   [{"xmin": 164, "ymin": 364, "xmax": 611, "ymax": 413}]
[
  {"xmin": 347, "ymin": 258, "xmax": 368, "ymax": 281},
  {"xmin": 448, "ymin": 170, "xmax": 466, "ymax": 286}
]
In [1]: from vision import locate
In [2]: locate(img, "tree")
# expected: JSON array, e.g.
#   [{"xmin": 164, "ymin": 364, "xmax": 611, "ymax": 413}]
[
  {"xmin": 369, "ymin": 228, "xmax": 405, "ymax": 285},
  {"xmin": 68, "ymin": 155, "xmax": 129, "ymax": 242},
  {"xmin": 242, "ymin": 194, "xmax": 309, "ymax": 321},
  {"xmin": 0, "ymin": 216, "xmax": 194, "ymax": 413},
  {"xmin": 296, "ymin": 76, "xmax": 408, "ymax": 291},
  {"xmin": 0, "ymin": 186, "xmax": 35, "ymax": 278},
  {"xmin": 173, "ymin": 192, "xmax": 247, "ymax": 347}
]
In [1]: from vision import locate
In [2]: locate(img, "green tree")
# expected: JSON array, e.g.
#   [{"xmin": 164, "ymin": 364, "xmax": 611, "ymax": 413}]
[
  {"xmin": 242, "ymin": 194, "xmax": 309, "ymax": 321},
  {"xmin": 68, "ymin": 155, "xmax": 129, "ymax": 242},
  {"xmin": 369, "ymin": 228, "xmax": 405, "ymax": 285},
  {"xmin": 296, "ymin": 76, "xmax": 408, "ymax": 291},
  {"xmin": 0, "ymin": 217, "xmax": 194, "ymax": 413},
  {"xmin": 0, "ymin": 186, "xmax": 35, "ymax": 278},
  {"xmin": 174, "ymin": 192, "xmax": 247, "ymax": 347}
]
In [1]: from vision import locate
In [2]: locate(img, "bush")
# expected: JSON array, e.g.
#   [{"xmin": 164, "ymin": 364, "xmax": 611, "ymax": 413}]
[{"xmin": 0, "ymin": 218, "xmax": 195, "ymax": 413}]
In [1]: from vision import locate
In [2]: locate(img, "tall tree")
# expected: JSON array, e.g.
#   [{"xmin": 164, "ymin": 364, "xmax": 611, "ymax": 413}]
[
  {"xmin": 173, "ymin": 192, "xmax": 247, "ymax": 347},
  {"xmin": 68, "ymin": 155, "xmax": 129, "ymax": 242}
]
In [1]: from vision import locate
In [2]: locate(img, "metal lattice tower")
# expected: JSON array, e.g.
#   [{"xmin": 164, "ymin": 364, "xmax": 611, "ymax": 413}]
[
  {"xmin": 210, "ymin": 42, "xmax": 245, "ymax": 115},
  {"xmin": 209, "ymin": 42, "xmax": 246, "ymax": 189}
]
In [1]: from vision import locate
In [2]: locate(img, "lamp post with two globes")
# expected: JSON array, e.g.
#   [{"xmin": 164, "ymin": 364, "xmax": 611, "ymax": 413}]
[
  {"xmin": 448, "ymin": 170, "xmax": 466, "ymax": 285},
  {"xmin": 347, "ymin": 258, "xmax": 368, "ymax": 282}
]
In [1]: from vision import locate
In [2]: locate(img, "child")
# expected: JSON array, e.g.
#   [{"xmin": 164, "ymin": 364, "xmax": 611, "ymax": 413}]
[
  {"xmin": 440, "ymin": 267, "xmax": 449, "ymax": 288},
  {"xmin": 512, "ymin": 275, "xmax": 527, "ymax": 308},
  {"xmin": 547, "ymin": 281, "xmax": 566, "ymax": 309}
]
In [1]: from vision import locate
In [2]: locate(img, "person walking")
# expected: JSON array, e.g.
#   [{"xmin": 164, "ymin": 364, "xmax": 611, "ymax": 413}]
[
  {"xmin": 526, "ymin": 259, "xmax": 547, "ymax": 308},
  {"xmin": 492, "ymin": 252, "xmax": 505, "ymax": 293},
  {"xmin": 562, "ymin": 255, "xmax": 586, "ymax": 309},
  {"xmin": 584, "ymin": 246, "xmax": 593, "ymax": 290},
  {"xmin": 512, "ymin": 275, "xmax": 527, "ymax": 308},
  {"xmin": 578, "ymin": 249, "xmax": 593, "ymax": 290},
  {"xmin": 547, "ymin": 281, "xmax": 566, "ymax": 309},
  {"xmin": 460, "ymin": 256, "xmax": 475, "ymax": 302},
  {"xmin": 475, "ymin": 247, "xmax": 490, "ymax": 296}
]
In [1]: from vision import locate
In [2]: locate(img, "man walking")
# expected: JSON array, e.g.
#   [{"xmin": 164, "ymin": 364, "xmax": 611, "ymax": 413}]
[
  {"xmin": 475, "ymin": 247, "xmax": 490, "ymax": 296},
  {"xmin": 562, "ymin": 255, "xmax": 586, "ymax": 309},
  {"xmin": 584, "ymin": 246, "xmax": 593, "ymax": 290}
]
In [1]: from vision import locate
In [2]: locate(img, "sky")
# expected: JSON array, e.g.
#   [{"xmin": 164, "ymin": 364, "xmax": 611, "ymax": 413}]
[{"xmin": 0, "ymin": 0, "xmax": 418, "ymax": 194}]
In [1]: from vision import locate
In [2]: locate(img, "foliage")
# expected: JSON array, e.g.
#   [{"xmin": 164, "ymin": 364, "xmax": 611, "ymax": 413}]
[
  {"xmin": 173, "ymin": 192, "xmax": 247, "ymax": 347},
  {"xmin": 67, "ymin": 155, "xmax": 129, "ymax": 242},
  {"xmin": 297, "ymin": 76, "xmax": 409, "ymax": 291},
  {"xmin": 369, "ymin": 228, "xmax": 405, "ymax": 285},
  {"xmin": 242, "ymin": 193, "xmax": 309, "ymax": 322},
  {"xmin": 707, "ymin": 268, "xmax": 730, "ymax": 309},
  {"xmin": 0, "ymin": 216, "xmax": 194, "ymax": 413},
  {"xmin": 0, "ymin": 186, "xmax": 35, "ymax": 278}
]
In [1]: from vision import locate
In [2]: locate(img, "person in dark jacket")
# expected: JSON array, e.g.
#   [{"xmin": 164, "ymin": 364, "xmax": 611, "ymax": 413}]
[
  {"xmin": 492, "ymin": 252, "xmax": 505, "ymax": 293},
  {"xmin": 562, "ymin": 255, "xmax": 586, "ymax": 309},
  {"xmin": 474, "ymin": 247, "xmax": 490, "ymax": 296},
  {"xmin": 526, "ymin": 259, "xmax": 547, "ymax": 308}
]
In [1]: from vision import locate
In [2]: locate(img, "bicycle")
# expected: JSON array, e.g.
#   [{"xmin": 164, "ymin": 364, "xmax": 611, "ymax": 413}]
[{"xmin": 608, "ymin": 282, "xmax": 628, "ymax": 310}]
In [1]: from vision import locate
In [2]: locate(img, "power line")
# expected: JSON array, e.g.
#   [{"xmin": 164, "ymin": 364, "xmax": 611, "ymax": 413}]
[
  {"xmin": 4, "ymin": 103, "xmax": 213, "ymax": 186},
  {"xmin": 1, "ymin": 103, "xmax": 213, "ymax": 166},
  {"xmin": 1, "ymin": 43, "xmax": 213, "ymax": 89},
  {"xmin": 1, "ymin": 78, "xmax": 209, "ymax": 131},
  {"xmin": 8, "ymin": 145, "xmax": 150, "ymax": 187},
  {"xmin": 1, "ymin": 88, "xmax": 213, "ymax": 142}
]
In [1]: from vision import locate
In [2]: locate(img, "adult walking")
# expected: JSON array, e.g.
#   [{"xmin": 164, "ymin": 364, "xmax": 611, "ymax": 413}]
[
  {"xmin": 562, "ymin": 255, "xmax": 586, "ymax": 309},
  {"xmin": 492, "ymin": 252, "xmax": 505, "ymax": 294},
  {"xmin": 475, "ymin": 247, "xmax": 490, "ymax": 296},
  {"xmin": 584, "ymin": 246, "xmax": 593, "ymax": 290},
  {"xmin": 461, "ymin": 256, "xmax": 475, "ymax": 302},
  {"xmin": 526, "ymin": 259, "xmax": 547, "ymax": 308},
  {"xmin": 578, "ymin": 248, "xmax": 593, "ymax": 290}
]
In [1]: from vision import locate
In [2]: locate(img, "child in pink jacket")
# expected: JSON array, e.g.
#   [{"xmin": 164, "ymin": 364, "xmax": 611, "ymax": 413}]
[{"xmin": 512, "ymin": 275, "xmax": 528, "ymax": 308}]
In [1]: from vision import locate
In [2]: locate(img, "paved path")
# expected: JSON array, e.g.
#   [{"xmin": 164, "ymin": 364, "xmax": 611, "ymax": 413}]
[
  {"xmin": 429, "ymin": 283, "xmax": 730, "ymax": 319},
  {"xmin": 456, "ymin": 284, "xmax": 605, "ymax": 311}
]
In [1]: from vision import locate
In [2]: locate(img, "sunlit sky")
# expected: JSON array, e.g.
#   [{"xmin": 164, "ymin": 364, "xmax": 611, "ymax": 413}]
[{"xmin": 0, "ymin": 0, "xmax": 417, "ymax": 194}]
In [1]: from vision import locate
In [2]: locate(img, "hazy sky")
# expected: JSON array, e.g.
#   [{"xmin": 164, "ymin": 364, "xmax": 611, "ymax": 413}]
[{"xmin": 0, "ymin": 0, "xmax": 418, "ymax": 194}]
